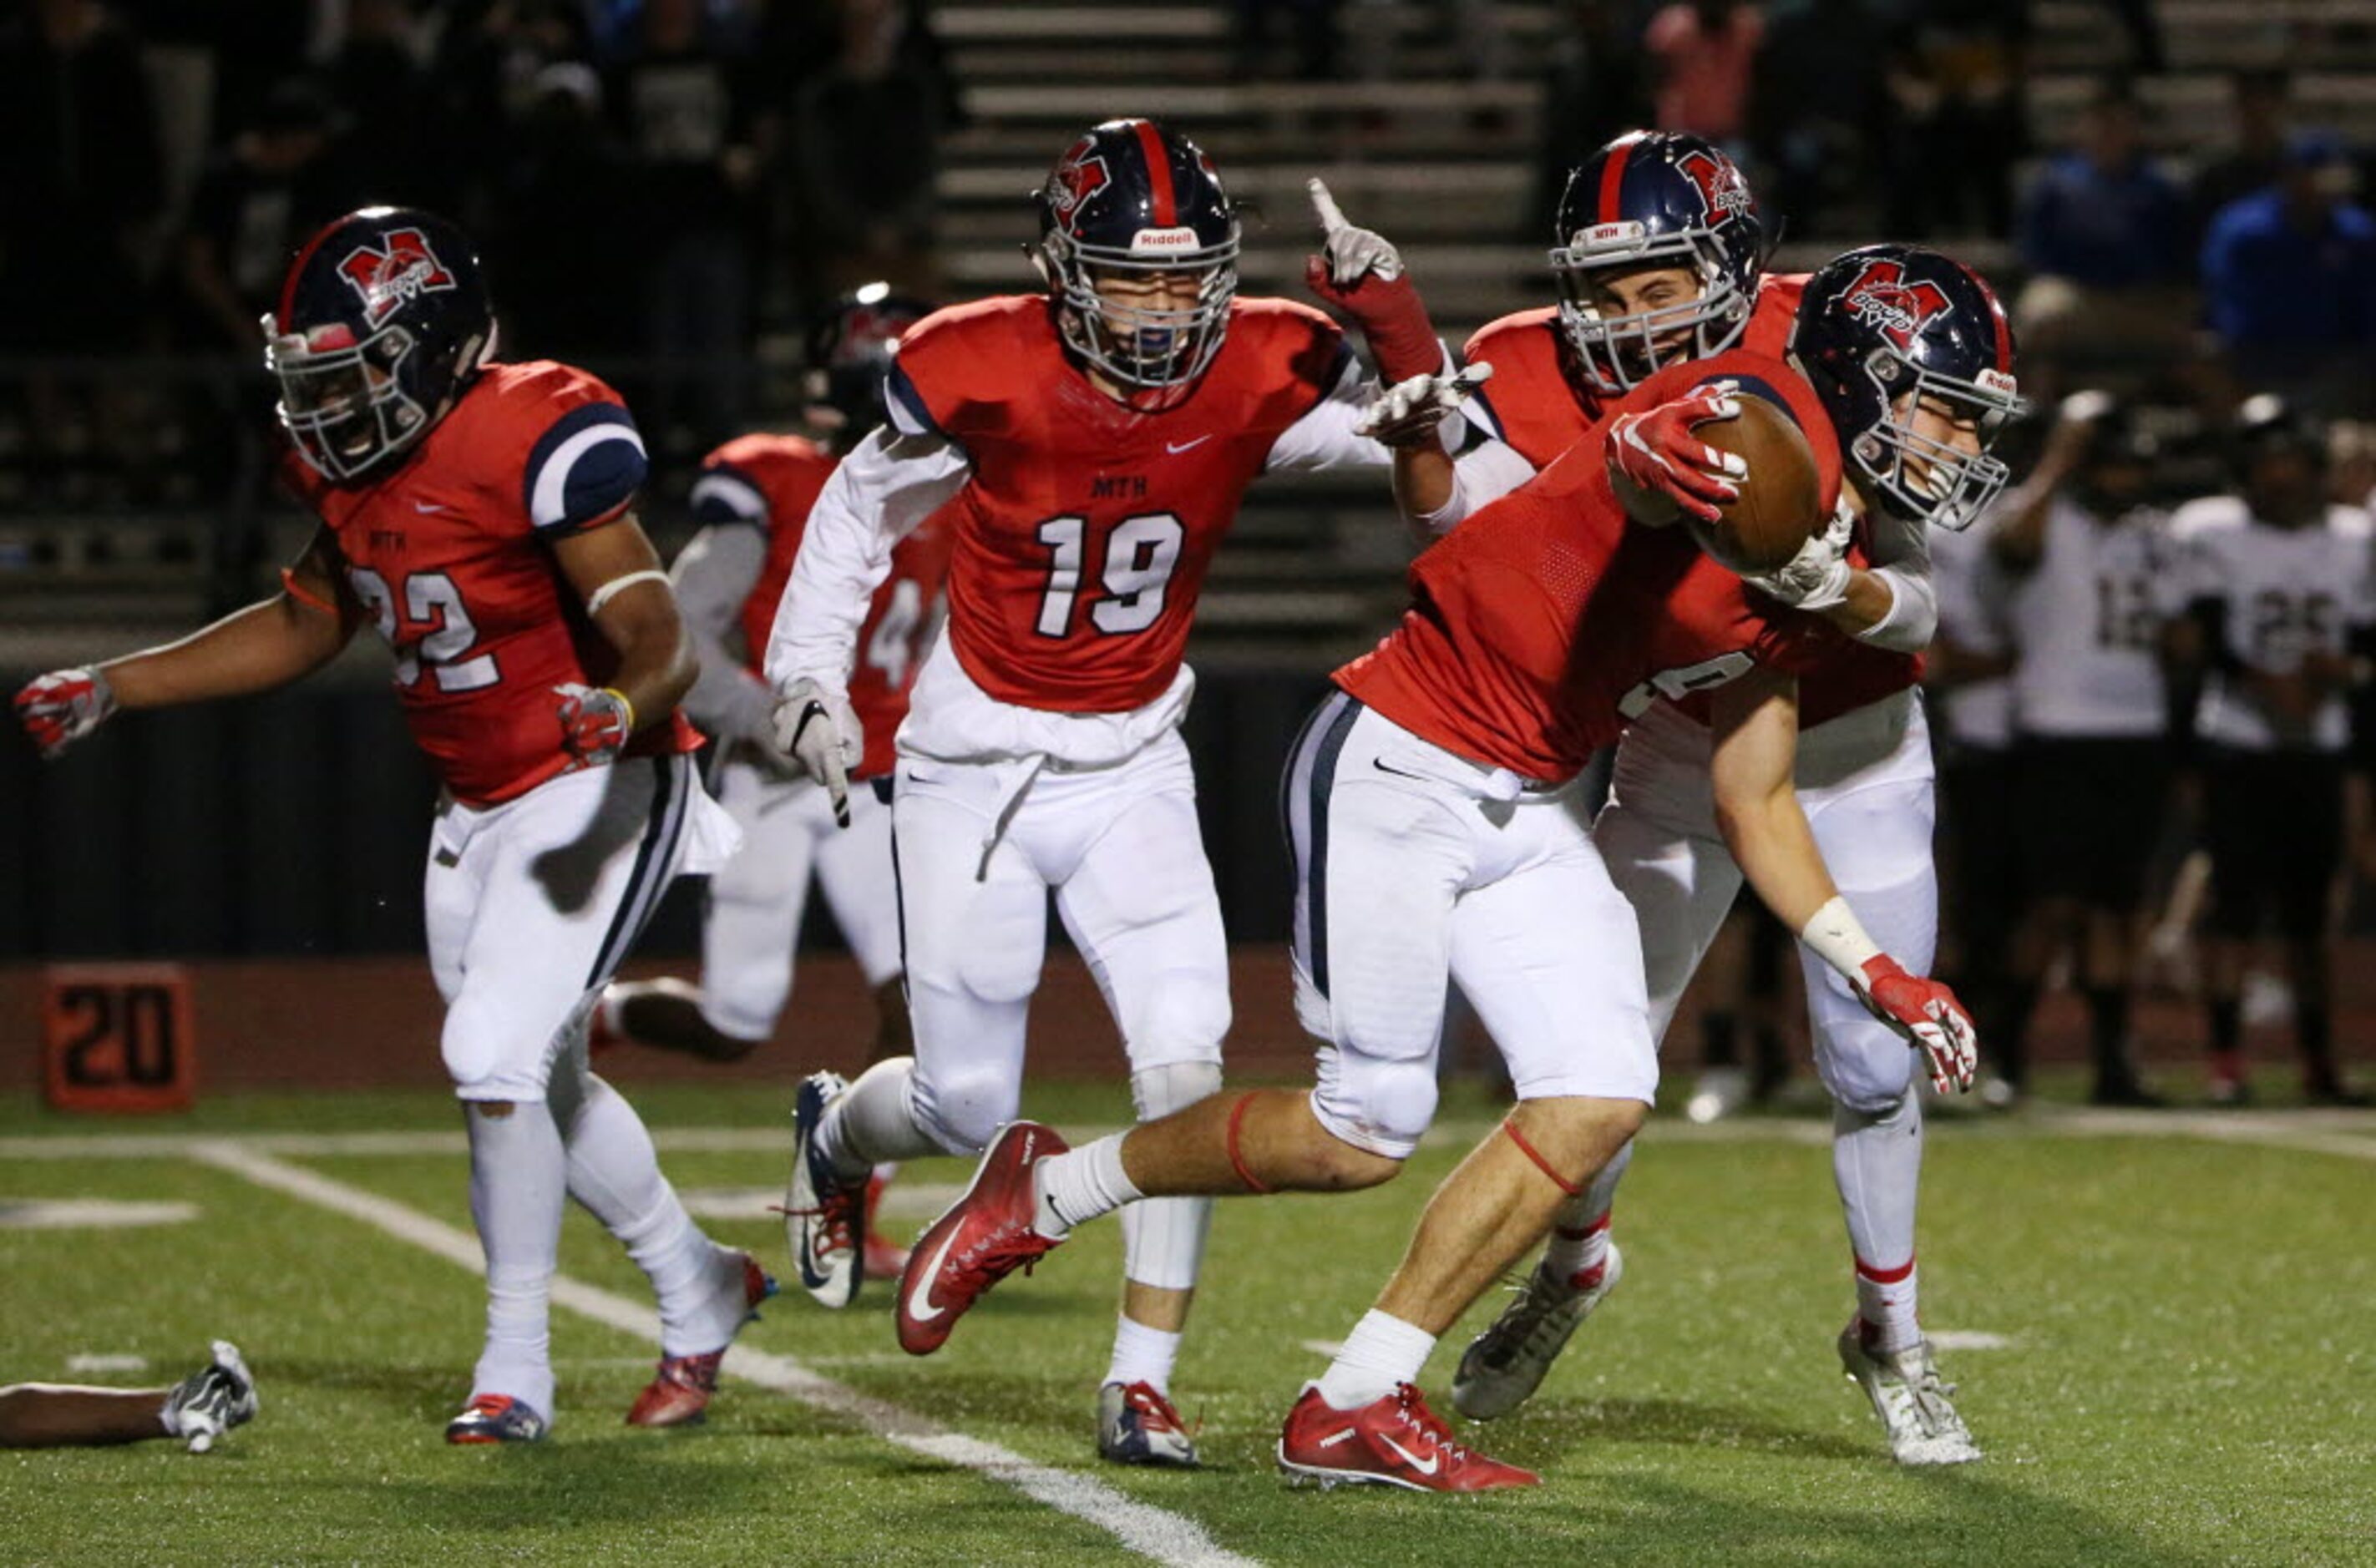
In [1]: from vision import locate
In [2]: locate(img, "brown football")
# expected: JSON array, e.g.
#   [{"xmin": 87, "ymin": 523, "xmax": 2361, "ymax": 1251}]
[{"xmin": 1683, "ymin": 394, "xmax": 1823, "ymax": 574}]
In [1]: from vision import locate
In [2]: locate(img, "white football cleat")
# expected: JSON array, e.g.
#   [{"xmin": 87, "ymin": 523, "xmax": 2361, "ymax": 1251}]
[
  {"xmin": 1836, "ymin": 1320, "xmax": 1982, "ymax": 1465},
  {"xmin": 1451, "ymin": 1244, "xmax": 1624, "ymax": 1421}
]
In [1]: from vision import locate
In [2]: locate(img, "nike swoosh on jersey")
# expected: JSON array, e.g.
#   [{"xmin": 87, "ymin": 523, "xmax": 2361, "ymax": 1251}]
[
  {"xmin": 1166, "ymin": 436, "xmax": 1213, "ymax": 454},
  {"xmin": 905, "ymin": 1224, "xmax": 965, "ymax": 1323},
  {"xmin": 413, "ymin": 501, "xmax": 448, "ymax": 513},
  {"xmin": 1372, "ymin": 758, "xmax": 1429, "ymax": 781},
  {"xmin": 1380, "ymin": 1434, "xmax": 1439, "ymax": 1475}
]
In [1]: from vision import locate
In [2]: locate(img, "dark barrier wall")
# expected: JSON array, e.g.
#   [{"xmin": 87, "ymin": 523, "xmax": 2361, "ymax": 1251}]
[{"xmin": 1, "ymin": 667, "xmax": 1339, "ymax": 959}]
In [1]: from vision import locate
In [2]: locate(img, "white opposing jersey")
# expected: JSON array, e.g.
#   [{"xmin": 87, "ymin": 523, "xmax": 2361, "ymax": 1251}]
[
  {"xmin": 2005, "ymin": 498, "xmax": 2176, "ymax": 740},
  {"xmin": 1929, "ymin": 509, "xmax": 2014, "ymax": 749},
  {"xmin": 2171, "ymin": 497, "xmax": 2376, "ymax": 752}
]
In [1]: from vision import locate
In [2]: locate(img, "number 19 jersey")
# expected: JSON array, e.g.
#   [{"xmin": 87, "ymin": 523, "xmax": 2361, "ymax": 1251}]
[{"xmin": 884, "ymin": 295, "xmax": 1351, "ymax": 713}]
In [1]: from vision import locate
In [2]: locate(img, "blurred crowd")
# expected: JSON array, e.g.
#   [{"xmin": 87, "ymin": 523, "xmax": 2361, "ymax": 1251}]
[{"xmin": 0, "ymin": 0, "xmax": 957, "ymax": 498}]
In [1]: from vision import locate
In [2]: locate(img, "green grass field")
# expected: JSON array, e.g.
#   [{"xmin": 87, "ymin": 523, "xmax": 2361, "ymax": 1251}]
[{"xmin": 3, "ymin": 1079, "xmax": 2372, "ymax": 1566}]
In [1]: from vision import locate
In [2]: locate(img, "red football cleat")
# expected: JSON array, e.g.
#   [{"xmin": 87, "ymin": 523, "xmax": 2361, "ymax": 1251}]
[
  {"xmin": 626, "ymin": 1252, "xmax": 777, "ymax": 1428},
  {"xmin": 896, "ymin": 1121, "xmax": 1069, "ymax": 1356},
  {"xmin": 863, "ymin": 1168, "xmax": 912, "ymax": 1280},
  {"xmin": 1277, "ymin": 1382, "xmax": 1539, "ymax": 1492}
]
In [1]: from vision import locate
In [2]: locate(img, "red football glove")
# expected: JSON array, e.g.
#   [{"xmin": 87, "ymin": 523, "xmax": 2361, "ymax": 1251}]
[
  {"xmin": 1854, "ymin": 956, "xmax": 1979, "ymax": 1094},
  {"xmin": 556, "ymin": 683, "xmax": 635, "ymax": 765},
  {"xmin": 14, "ymin": 666, "xmax": 116, "ymax": 759},
  {"xmin": 1606, "ymin": 381, "xmax": 1749, "ymax": 525},
  {"xmin": 1305, "ymin": 178, "xmax": 1442, "ymax": 385}
]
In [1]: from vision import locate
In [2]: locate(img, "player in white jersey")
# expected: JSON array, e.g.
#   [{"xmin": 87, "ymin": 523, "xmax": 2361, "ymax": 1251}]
[
  {"xmin": 2164, "ymin": 397, "xmax": 2374, "ymax": 1105},
  {"xmin": 1928, "ymin": 497, "xmax": 2026, "ymax": 1104},
  {"xmin": 1988, "ymin": 392, "xmax": 2172, "ymax": 1105},
  {"xmin": 765, "ymin": 121, "xmax": 1451, "ymax": 1465}
]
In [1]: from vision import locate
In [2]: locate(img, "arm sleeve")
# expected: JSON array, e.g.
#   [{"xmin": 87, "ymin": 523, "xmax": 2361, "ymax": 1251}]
[
  {"xmin": 763, "ymin": 427, "xmax": 970, "ymax": 698},
  {"xmin": 1261, "ymin": 346, "xmax": 1426, "ymax": 476},
  {"xmin": 670, "ymin": 523, "xmax": 773, "ymax": 741},
  {"xmin": 1852, "ymin": 508, "xmax": 1938, "ymax": 652},
  {"xmin": 1414, "ymin": 437, "xmax": 1542, "ymax": 536}
]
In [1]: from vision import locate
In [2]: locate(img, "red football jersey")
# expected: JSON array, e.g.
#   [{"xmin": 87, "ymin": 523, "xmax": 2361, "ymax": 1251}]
[
  {"xmin": 1459, "ymin": 274, "xmax": 1912, "ymax": 725},
  {"xmin": 696, "ymin": 432, "xmax": 954, "ymax": 779},
  {"xmin": 1337, "ymin": 349, "xmax": 1852, "ymax": 781},
  {"xmin": 885, "ymin": 294, "xmax": 1348, "ymax": 712},
  {"xmin": 289, "ymin": 360, "xmax": 698, "ymax": 806}
]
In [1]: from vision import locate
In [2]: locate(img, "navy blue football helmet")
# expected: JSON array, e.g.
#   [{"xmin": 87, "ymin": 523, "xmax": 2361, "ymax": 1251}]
[
  {"xmin": 1550, "ymin": 131, "xmax": 1772, "ymax": 396},
  {"xmin": 264, "ymin": 206, "xmax": 494, "ymax": 482},
  {"xmin": 1033, "ymin": 118, "xmax": 1239, "ymax": 401},
  {"xmin": 1791, "ymin": 244, "xmax": 2028, "ymax": 531},
  {"xmin": 807, "ymin": 282, "xmax": 938, "ymax": 453}
]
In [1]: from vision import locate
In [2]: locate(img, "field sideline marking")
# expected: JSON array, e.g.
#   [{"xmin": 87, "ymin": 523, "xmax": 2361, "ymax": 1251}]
[
  {"xmin": 185, "ymin": 1141, "xmax": 1259, "ymax": 1568},
  {"xmin": 6, "ymin": 1108, "xmax": 2371, "ymax": 1165}
]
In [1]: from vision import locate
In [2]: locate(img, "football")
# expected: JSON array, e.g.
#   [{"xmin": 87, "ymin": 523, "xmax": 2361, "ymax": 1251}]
[{"xmin": 1684, "ymin": 393, "xmax": 1823, "ymax": 574}]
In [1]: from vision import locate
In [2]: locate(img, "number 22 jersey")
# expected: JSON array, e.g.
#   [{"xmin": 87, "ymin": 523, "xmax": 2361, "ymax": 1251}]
[{"xmin": 286, "ymin": 360, "xmax": 698, "ymax": 805}]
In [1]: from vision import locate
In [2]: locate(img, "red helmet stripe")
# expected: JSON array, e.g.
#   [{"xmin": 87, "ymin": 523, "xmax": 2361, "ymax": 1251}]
[
  {"xmin": 1134, "ymin": 119, "xmax": 1177, "ymax": 228},
  {"xmin": 275, "ymin": 214, "xmax": 354, "ymax": 332},
  {"xmin": 1597, "ymin": 138, "xmax": 1634, "ymax": 226}
]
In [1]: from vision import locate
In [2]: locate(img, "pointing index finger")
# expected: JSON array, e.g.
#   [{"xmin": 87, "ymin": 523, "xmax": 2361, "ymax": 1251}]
[{"xmin": 1306, "ymin": 176, "xmax": 1348, "ymax": 235}]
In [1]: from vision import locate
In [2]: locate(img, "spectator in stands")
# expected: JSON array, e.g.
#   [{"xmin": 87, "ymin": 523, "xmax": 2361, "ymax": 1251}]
[
  {"xmin": 0, "ymin": 0, "xmax": 165, "ymax": 496},
  {"xmin": 2200, "ymin": 133, "xmax": 2376, "ymax": 392},
  {"xmin": 1532, "ymin": 0, "xmax": 1649, "ymax": 236},
  {"xmin": 1750, "ymin": 0, "xmax": 1885, "ymax": 237},
  {"xmin": 177, "ymin": 79, "xmax": 342, "ymax": 355},
  {"xmin": 607, "ymin": 0, "xmax": 767, "ymax": 453},
  {"xmin": 789, "ymin": 0, "xmax": 951, "ymax": 301},
  {"xmin": 1877, "ymin": 0, "xmax": 2027, "ymax": 240},
  {"xmin": 1642, "ymin": 0, "xmax": 1763, "ymax": 151},
  {"xmin": 319, "ymin": 0, "xmax": 444, "ymax": 210},
  {"xmin": 2190, "ymin": 68, "xmax": 2292, "ymax": 243},
  {"xmin": 490, "ymin": 64, "xmax": 640, "ymax": 364},
  {"xmin": 2019, "ymin": 79, "xmax": 2187, "ymax": 293}
]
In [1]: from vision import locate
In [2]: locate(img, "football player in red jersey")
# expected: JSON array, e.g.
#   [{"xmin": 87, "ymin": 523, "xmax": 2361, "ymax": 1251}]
[
  {"xmin": 1446, "ymin": 248, "xmax": 2024, "ymax": 1469},
  {"xmin": 1360, "ymin": 133, "xmax": 2024, "ymax": 1464},
  {"xmin": 13, "ymin": 209, "xmax": 770, "ymax": 1444},
  {"xmin": 764, "ymin": 119, "xmax": 1463, "ymax": 1468},
  {"xmin": 889, "ymin": 281, "xmax": 2007, "ymax": 1490}
]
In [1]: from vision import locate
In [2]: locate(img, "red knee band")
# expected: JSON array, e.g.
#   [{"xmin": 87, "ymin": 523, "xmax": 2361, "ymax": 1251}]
[
  {"xmin": 1225, "ymin": 1092, "xmax": 1270, "ymax": 1195},
  {"xmin": 1501, "ymin": 1115, "xmax": 1584, "ymax": 1198}
]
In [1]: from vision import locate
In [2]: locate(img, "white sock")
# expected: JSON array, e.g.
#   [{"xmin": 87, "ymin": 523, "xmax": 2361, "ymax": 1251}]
[
  {"xmin": 465, "ymin": 1100, "xmax": 566, "ymax": 1418},
  {"xmin": 1833, "ymin": 1093, "xmax": 1923, "ymax": 1352},
  {"xmin": 1315, "ymin": 1310, "xmax": 1437, "ymax": 1411},
  {"xmin": 1542, "ymin": 1212, "xmax": 1613, "ymax": 1288},
  {"xmin": 1103, "ymin": 1314, "xmax": 1183, "ymax": 1396},
  {"xmin": 1035, "ymin": 1134, "xmax": 1141, "ymax": 1237},
  {"xmin": 560, "ymin": 1075, "xmax": 741, "ymax": 1357},
  {"xmin": 818, "ymin": 1057, "xmax": 939, "ymax": 1178},
  {"xmin": 1855, "ymin": 1260, "xmax": 1922, "ymax": 1355}
]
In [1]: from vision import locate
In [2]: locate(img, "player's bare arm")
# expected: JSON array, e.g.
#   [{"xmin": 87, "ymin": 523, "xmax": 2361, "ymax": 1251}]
[
  {"xmin": 554, "ymin": 515, "xmax": 696, "ymax": 740},
  {"xmin": 1710, "ymin": 668, "xmax": 1978, "ymax": 1093},
  {"xmin": 15, "ymin": 529, "xmax": 357, "ymax": 757}
]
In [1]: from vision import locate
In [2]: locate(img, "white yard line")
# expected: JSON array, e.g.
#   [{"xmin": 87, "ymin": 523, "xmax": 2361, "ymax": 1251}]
[{"xmin": 185, "ymin": 1141, "xmax": 1258, "ymax": 1568}]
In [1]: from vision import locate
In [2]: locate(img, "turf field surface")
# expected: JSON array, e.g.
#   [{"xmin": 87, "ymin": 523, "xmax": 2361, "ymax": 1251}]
[{"xmin": 2, "ymin": 1080, "xmax": 2371, "ymax": 1566}]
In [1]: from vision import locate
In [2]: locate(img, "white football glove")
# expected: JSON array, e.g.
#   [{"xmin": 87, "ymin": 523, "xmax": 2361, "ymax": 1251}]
[
  {"xmin": 1740, "ymin": 501, "xmax": 1857, "ymax": 611},
  {"xmin": 1355, "ymin": 362, "xmax": 1494, "ymax": 448},
  {"xmin": 771, "ymin": 677, "xmax": 863, "ymax": 827},
  {"xmin": 1308, "ymin": 176, "xmax": 1405, "ymax": 286}
]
